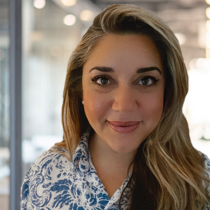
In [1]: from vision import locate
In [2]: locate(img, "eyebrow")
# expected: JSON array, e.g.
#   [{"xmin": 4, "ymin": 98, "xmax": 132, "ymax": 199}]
[{"xmin": 89, "ymin": 66, "xmax": 162, "ymax": 75}]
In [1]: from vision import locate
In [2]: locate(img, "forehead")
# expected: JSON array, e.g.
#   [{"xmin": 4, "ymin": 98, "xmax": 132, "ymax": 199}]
[{"xmin": 83, "ymin": 34, "xmax": 163, "ymax": 74}]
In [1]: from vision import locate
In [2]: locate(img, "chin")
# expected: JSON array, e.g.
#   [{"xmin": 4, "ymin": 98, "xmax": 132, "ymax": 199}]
[{"xmin": 108, "ymin": 140, "xmax": 141, "ymax": 154}]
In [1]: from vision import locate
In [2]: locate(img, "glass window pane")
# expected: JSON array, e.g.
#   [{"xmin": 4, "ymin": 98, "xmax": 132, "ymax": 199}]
[
  {"xmin": 0, "ymin": 0, "xmax": 10, "ymax": 209},
  {"xmin": 22, "ymin": 0, "xmax": 92, "ymax": 175}
]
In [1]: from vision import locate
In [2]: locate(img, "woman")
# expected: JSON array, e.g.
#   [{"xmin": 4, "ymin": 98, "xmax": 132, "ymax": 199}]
[{"xmin": 21, "ymin": 4, "xmax": 210, "ymax": 210}]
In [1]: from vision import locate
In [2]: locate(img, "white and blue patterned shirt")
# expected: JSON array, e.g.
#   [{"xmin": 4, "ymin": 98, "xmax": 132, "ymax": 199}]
[{"xmin": 21, "ymin": 128, "xmax": 210, "ymax": 210}]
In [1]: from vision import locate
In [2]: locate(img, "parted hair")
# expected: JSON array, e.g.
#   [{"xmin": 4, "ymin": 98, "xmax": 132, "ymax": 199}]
[{"xmin": 55, "ymin": 4, "xmax": 210, "ymax": 210}]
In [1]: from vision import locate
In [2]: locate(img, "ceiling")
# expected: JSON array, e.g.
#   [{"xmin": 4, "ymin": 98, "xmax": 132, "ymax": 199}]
[
  {"xmin": 90, "ymin": 0, "xmax": 207, "ymax": 10},
  {"xmin": 0, "ymin": 0, "xmax": 209, "ymax": 69}
]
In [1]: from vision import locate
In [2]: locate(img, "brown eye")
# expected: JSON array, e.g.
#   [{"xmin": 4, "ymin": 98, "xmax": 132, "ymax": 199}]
[
  {"xmin": 99, "ymin": 77, "xmax": 110, "ymax": 85},
  {"xmin": 138, "ymin": 76, "xmax": 158, "ymax": 86},
  {"xmin": 92, "ymin": 76, "xmax": 111, "ymax": 85},
  {"xmin": 140, "ymin": 78, "xmax": 152, "ymax": 85}
]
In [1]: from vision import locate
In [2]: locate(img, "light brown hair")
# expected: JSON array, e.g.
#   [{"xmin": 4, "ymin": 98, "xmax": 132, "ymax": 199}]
[{"xmin": 55, "ymin": 4, "xmax": 210, "ymax": 209}]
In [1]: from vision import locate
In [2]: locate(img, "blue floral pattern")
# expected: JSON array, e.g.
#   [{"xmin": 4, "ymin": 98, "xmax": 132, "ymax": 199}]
[
  {"xmin": 21, "ymin": 127, "xmax": 210, "ymax": 209},
  {"xmin": 21, "ymin": 128, "xmax": 132, "ymax": 210}
]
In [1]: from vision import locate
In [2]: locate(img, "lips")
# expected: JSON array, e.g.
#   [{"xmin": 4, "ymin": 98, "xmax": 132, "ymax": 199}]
[{"xmin": 108, "ymin": 121, "xmax": 140, "ymax": 133}]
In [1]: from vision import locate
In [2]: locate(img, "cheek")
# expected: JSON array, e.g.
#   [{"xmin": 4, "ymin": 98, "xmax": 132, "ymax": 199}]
[
  {"xmin": 83, "ymin": 89, "xmax": 109, "ymax": 123},
  {"xmin": 143, "ymin": 91, "xmax": 164, "ymax": 121}
]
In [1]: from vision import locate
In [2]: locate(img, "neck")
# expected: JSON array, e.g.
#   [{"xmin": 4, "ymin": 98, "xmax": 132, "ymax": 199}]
[{"xmin": 88, "ymin": 132, "xmax": 136, "ymax": 176}]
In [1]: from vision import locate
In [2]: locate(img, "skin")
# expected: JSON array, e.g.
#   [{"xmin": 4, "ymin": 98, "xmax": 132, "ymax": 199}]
[{"xmin": 82, "ymin": 34, "xmax": 165, "ymax": 197}]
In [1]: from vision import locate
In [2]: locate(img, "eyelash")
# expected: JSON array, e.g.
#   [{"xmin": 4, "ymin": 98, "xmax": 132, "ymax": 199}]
[
  {"xmin": 91, "ymin": 75, "xmax": 159, "ymax": 86},
  {"xmin": 91, "ymin": 75, "xmax": 112, "ymax": 85}
]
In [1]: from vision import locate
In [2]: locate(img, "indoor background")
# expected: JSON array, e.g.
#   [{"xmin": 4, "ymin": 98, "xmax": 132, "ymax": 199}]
[{"xmin": 0, "ymin": 0, "xmax": 210, "ymax": 209}]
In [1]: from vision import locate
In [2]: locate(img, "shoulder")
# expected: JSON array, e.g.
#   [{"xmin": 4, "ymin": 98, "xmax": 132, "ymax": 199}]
[
  {"xmin": 23, "ymin": 145, "xmax": 71, "ymax": 181},
  {"xmin": 203, "ymin": 153, "xmax": 210, "ymax": 172},
  {"xmin": 21, "ymin": 146, "xmax": 73, "ymax": 208},
  {"xmin": 200, "ymin": 152, "xmax": 210, "ymax": 179}
]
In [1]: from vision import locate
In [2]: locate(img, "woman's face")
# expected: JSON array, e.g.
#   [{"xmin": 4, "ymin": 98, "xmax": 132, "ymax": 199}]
[{"xmin": 82, "ymin": 34, "xmax": 165, "ymax": 154}]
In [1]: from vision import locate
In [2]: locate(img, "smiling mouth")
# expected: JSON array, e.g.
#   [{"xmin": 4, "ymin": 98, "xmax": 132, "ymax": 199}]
[{"xmin": 108, "ymin": 121, "xmax": 140, "ymax": 133}]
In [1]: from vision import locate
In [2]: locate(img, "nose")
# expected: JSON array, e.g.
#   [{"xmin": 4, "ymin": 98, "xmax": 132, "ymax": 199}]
[{"xmin": 112, "ymin": 85, "xmax": 138, "ymax": 113}]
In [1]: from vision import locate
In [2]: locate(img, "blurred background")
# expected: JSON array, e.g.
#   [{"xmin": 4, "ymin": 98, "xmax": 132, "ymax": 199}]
[{"xmin": 0, "ymin": 0, "xmax": 210, "ymax": 209}]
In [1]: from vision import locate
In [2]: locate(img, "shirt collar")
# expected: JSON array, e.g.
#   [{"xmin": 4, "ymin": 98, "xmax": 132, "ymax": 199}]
[
  {"xmin": 71, "ymin": 126, "xmax": 133, "ymax": 207},
  {"xmin": 72, "ymin": 125, "xmax": 93, "ymax": 173}
]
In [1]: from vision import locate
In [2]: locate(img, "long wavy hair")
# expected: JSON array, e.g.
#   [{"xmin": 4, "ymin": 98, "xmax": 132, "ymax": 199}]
[{"xmin": 55, "ymin": 4, "xmax": 210, "ymax": 210}]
